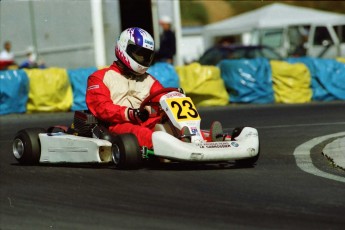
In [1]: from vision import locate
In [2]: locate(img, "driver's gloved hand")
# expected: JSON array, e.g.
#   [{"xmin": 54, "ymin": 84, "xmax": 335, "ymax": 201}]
[{"xmin": 128, "ymin": 108, "xmax": 149, "ymax": 123}]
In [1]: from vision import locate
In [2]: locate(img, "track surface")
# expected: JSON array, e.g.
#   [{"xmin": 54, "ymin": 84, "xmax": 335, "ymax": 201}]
[{"xmin": 1, "ymin": 102, "xmax": 345, "ymax": 230}]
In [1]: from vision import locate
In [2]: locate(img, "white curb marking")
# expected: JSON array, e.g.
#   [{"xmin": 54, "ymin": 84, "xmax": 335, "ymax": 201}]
[{"xmin": 293, "ymin": 132, "xmax": 345, "ymax": 183}]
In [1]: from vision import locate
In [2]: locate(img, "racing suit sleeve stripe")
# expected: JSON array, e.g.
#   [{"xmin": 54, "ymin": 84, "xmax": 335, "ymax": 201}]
[{"xmin": 86, "ymin": 74, "xmax": 128, "ymax": 123}]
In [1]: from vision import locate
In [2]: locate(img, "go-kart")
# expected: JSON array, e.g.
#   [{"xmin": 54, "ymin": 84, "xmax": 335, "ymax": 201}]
[{"xmin": 12, "ymin": 88, "xmax": 259, "ymax": 169}]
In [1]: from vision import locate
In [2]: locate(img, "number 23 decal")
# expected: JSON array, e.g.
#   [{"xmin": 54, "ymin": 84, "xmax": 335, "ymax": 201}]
[{"xmin": 169, "ymin": 98, "xmax": 200, "ymax": 120}]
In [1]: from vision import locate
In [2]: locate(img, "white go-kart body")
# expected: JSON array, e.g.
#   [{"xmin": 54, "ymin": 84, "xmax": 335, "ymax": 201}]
[
  {"xmin": 153, "ymin": 92, "xmax": 259, "ymax": 162},
  {"xmin": 13, "ymin": 88, "xmax": 259, "ymax": 168}
]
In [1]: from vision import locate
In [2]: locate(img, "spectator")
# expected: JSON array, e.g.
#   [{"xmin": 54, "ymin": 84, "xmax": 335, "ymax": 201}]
[
  {"xmin": 19, "ymin": 46, "xmax": 46, "ymax": 69},
  {"xmin": 0, "ymin": 41, "xmax": 14, "ymax": 61},
  {"xmin": 0, "ymin": 41, "xmax": 16, "ymax": 70},
  {"xmin": 156, "ymin": 16, "xmax": 176, "ymax": 64}
]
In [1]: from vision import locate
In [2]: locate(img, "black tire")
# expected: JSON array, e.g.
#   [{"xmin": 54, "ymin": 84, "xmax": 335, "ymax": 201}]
[
  {"xmin": 12, "ymin": 128, "xmax": 46, "ymax": 164},
  {"xmin": 111, "ymin": 133, "xmax": 142, "ymax": 169}
]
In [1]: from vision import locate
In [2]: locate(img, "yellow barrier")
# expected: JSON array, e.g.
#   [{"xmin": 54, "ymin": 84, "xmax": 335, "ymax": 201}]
[
  {"xmin": 175, "ymin": 63, "xmax": 229, "ymax": 106},
  {"xmin": 25, "ymin": 68, "xmax": 73, "ymax": 112},
  {"xmin": 270, "ymin": 60, "xmax": 312, "ymax": 103},
  {"xmin": 336, "ymin": 57, "xmax": 345, "ymax": 64}
]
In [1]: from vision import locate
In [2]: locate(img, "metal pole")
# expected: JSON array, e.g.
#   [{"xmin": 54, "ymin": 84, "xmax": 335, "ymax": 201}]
[
  {"xmin": 173, "ymin": 0, "xmax": 182, "ymax": 66},
  {"xmin": 0, "ymin": 3, "xmax": 2, "ymax": 46},
  {"xmin": 151, "ymin": 0, "xmax": 160, "ymax": 50},
  {"xmin": 90, "ymin": 0, "xmax": 106, "ymax": 67},
  {"xmin": 29, "ymin": 0, "xmax": 39, "ymax": 58}
]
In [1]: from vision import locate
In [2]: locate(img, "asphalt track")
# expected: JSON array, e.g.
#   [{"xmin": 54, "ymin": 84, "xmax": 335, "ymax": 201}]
[{"xmin": 1, "ymin": 102, "xmax": 345, "ymax": 230}]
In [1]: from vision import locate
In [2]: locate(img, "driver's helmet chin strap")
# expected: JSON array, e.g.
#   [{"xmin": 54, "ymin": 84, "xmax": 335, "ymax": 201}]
[{"xmin": 115, "ymin": 59, "xmax": 147, "ymax": 81}]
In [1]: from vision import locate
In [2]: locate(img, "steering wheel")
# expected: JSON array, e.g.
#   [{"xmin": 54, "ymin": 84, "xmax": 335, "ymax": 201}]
[{"xmin": 139, "ymin": 87, "xmax": 180, "ymax": 111}]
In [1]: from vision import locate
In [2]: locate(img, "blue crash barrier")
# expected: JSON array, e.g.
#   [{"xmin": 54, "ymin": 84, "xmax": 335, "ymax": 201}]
[
  {"xmin": 314, "ymin": 59, "xmax": 345, "ymax": 100},
  {"xmin": 68, "ymin": 67, "xmax": 97, "ymax": 111},
  {"xmin": 218, "ymin": 58, "xmax": 274, "ymax": 103},
  {"xmin": 147, "ymin": 62, "xmax": 180, "ymax": 88},
  {"xmin": 0, "ymin": 70, "xmax": 29, "ymax": 115},
  {"xmin": 286, "ymin": 57, "xmax": 337, "ymax": 101}
]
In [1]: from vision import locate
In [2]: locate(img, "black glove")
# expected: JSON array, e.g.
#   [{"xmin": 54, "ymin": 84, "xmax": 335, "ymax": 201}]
[{"xmin": 127, "ymin": 108, "xmax": 149, "ymax": 123}]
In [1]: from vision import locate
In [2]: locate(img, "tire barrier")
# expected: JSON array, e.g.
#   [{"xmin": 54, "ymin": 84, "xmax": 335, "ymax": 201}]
[
  {"xmin": 68, "ymin": 67, "xmax": 97, "ymax": 111},
  {"xmin": 337, "ymin": 57, "xmax": 345, "ymax": 64},
  {"xmin": 1, "ymin": 58, "xmax": 345, "ymax": 115},
  {"xmin": 148, "ymin": 62, "xmax": 180, "ymax": 88},
  {"xmin": 24, "ymin": 68, "xmax": 73, "ymax": 112},
  {"xmin": 176, "ymin": 62, "xmax": 229, "ymax": 107},
  {"xmin": 287, "ymin": 57, "xmax": 345, "ymax": 101},
  {"xmin": 218, "ymin": 58, "xmax": 274, "ymax": 104},
  {"xmin": 0, "ymin": 70, "xmax": 29, "ymax": 115},
  {"xmin": 270, "ymin": 60, "xmax": 312, "ymax": 103}
]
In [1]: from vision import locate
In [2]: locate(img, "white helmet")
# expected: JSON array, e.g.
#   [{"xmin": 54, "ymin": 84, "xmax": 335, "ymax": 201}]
[{"xmin": 115, "ymin": 27, "xmax": 155, "ymax": 75}]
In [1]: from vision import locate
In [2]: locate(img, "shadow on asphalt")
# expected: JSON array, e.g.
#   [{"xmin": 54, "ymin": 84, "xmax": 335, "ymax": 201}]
[{"xmin": 10, "ymin": 161, "xmax": 257, "ymax": 171}]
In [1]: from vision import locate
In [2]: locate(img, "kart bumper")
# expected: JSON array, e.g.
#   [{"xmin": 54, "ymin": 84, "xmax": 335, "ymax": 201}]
[{"xmin": 152, "ymin": 127, "xmax": 259, "ymax": 162}]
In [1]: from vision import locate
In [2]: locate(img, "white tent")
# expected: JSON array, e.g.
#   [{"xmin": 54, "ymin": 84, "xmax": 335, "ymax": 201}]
[{"xmin": 203, "ymin": 3, "xmax": 345, "ymax": 48}]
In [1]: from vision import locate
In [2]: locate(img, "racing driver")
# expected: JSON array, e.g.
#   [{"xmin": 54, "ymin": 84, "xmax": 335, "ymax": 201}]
[{"xmin": 86, "ymin": 27, "xmax": 164, "ymax": 149}]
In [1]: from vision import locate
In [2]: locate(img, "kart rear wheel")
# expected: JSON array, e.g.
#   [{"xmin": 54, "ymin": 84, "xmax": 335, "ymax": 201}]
[
  {"xmin": 111, "ymin": 133, "xmax": 142, "ymax": 169},
  {"xmin": 13, "ymin": 128, "xmax": 46, "ymax": 164}
]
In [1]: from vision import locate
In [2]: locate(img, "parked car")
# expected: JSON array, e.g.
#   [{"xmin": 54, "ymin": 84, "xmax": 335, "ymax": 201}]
[{"xmin": 198, "ymin": 45, "xmax": 283, "ymax": 65}]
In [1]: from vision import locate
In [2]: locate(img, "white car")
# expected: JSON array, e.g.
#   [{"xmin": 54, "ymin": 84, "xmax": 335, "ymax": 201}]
[{"xmin": 13, "ymin": 88, "xmax": 260, "ymax": 169}]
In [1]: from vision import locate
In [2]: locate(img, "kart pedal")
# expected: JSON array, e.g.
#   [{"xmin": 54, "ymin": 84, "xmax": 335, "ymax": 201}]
[{"xmin": 210, "ymin": 121, "xmax": 226, "ymax": 142}]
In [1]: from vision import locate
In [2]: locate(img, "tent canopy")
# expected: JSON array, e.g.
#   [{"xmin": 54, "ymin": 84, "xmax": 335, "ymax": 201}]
[{"xmin": 203, "ymin": 3, "xmax": 345, "ymax": 47}]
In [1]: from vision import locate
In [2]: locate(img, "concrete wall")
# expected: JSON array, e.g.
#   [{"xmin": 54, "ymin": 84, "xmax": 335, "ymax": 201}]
[{"xmin": 0, "ymin": 0, "xmax": 121, "ymax": 68}]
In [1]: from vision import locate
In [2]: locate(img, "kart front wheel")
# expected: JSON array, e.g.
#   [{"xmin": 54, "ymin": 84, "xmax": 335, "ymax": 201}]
[
  {"xmin": 13, "ymin": 128, "xmax": 46, "ymax": 164},
  {"xmin": 111, "ymin": 133, "xmax": 142, "ymax": 169}
]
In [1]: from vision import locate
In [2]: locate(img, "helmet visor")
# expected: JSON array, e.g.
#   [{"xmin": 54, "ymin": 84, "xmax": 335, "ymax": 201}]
[{"xmin": 127, "ymin": 41, "xmax": 154, "ymax": 67}]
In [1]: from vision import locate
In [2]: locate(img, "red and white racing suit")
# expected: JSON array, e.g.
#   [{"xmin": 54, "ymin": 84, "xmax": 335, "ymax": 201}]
[{"xmin": 86, "ymin": 62, "xmax": 164, "ymax": 148}]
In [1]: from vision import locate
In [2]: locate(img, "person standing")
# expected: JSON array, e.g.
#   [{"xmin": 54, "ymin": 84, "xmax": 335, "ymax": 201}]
[
  {"xmin": 156, "ymin": 16, "xmax": 176, "ymax": 64},
  {"xmin": 0, "ymin": 41, "xmax": 14, "ymax": 61},
  {"xmin": 19, "ymin": 46, "xmax": 46, "ymax": 69},
  {"xmin": 0, "ymin": 41, "xmax": 16, "ymax": 70}
]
